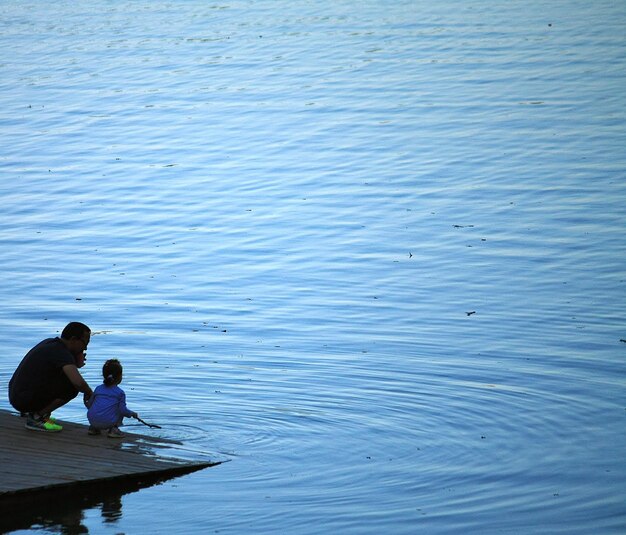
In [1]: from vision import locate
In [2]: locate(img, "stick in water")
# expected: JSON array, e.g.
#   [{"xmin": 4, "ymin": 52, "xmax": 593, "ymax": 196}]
[{"xmin": 135, "ymin": 416, "xmax": 162, "ymax": 429}]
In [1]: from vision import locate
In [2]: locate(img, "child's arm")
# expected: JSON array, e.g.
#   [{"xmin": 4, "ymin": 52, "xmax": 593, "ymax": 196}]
[{"xmin": 118, "ymin": 390, "xmax": 137, "ymax": 419}]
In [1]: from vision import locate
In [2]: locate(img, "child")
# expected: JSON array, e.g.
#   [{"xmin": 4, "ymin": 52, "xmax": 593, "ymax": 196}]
[{"xmin": 87, "ymin": 358, "xmax": 138, "ymax": 438}]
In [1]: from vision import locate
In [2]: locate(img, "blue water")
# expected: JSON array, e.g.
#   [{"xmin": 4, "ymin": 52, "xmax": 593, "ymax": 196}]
[{"xmin": 1, "ymin": 0, "xmax": 625, "ymax": 533}]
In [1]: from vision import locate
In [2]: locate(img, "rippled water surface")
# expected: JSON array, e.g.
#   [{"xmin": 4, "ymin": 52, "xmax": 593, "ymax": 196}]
[{"xmin": 1, "ymin": 1, "xmax": 625, "ymax": 533}]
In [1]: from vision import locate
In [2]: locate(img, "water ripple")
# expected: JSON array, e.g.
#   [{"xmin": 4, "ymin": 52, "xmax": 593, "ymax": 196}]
[{"xmin": 1, "ymin": 0, "xmax": 625, "ymax": 533}]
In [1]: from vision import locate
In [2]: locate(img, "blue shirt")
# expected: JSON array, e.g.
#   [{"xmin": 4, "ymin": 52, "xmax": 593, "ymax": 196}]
[{"xmin": 87, "ymin": 383, "xmax": 134, "ymax": 428}]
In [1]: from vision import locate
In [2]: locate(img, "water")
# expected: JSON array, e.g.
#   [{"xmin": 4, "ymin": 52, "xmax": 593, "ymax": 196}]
[{"xmin": 1, "ymin": 0, "xmax": 625, "ymax": 533}]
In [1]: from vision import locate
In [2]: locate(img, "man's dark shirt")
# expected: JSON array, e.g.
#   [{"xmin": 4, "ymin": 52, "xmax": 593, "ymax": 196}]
[{"xmin": 8, "ymin": 337, "xmax": 77, "ymax": 412}]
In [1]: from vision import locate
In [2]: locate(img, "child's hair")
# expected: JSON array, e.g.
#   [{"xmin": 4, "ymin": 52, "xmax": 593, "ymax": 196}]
[{"xmin": 102, "ymin": 358, "xmax": 123, "ymax": 386}]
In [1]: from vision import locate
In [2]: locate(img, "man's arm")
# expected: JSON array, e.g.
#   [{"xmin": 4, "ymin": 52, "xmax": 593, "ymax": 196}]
[{"xmin": 62, "ymin": 364, "xmax": 93, "ymax": 402}]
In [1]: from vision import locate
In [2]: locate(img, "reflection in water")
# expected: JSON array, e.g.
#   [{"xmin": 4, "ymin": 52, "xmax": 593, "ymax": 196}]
[
  {"xmin": 0, "ymin": 464, "xmax": 216, "ymax": 533},
  {"xmin": 101, "ymin": 495, "xmax": 123, "ymax": 524}
]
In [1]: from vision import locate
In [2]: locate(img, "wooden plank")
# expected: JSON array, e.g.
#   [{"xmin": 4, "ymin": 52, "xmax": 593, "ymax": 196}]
[{"xmin": 0, "ymin": 410, "xmax": 219, "ymax": 499}]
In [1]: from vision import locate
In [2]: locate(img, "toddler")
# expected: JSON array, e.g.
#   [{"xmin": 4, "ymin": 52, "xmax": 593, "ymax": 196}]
[{"xmin": 87, "ymin": 358, "xmax": 138, "ymax": 437}]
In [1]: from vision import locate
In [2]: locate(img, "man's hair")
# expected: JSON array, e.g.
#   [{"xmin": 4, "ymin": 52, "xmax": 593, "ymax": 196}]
[{"xmin": 61, "ymin": 322, "xmax": 91, "ymax": 340}]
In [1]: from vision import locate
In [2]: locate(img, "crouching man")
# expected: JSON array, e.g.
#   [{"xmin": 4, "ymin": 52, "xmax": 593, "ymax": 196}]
[{"xmin": 8, "ymin": 322, "xmax": 94, "ymax": 432}]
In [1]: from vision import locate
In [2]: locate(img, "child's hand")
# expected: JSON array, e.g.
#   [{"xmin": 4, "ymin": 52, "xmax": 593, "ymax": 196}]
[{"xmin": 131, "ymin": 412, "xmax": 138, "ymax": 419}]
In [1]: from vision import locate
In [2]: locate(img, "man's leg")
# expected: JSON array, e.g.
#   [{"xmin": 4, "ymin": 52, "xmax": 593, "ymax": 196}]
[
  {"xmin": 23, "ymin": 377, "xmax": 78, "ymax": 431},
  {"xmin": 36, "ymin": 397, "xmax": 70, "ymax": 418}
]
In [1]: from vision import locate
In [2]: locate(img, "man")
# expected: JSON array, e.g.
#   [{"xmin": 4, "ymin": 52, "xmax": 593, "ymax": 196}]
[{"xmin": 8, "ymin": 322, "xmax": 94, "ymax": 432}]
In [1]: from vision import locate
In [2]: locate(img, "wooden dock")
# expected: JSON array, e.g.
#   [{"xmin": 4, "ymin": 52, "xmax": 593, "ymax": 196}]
[{"xmin": 0, "ymin": 410, "xmax": 219, "ymax": 507}]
